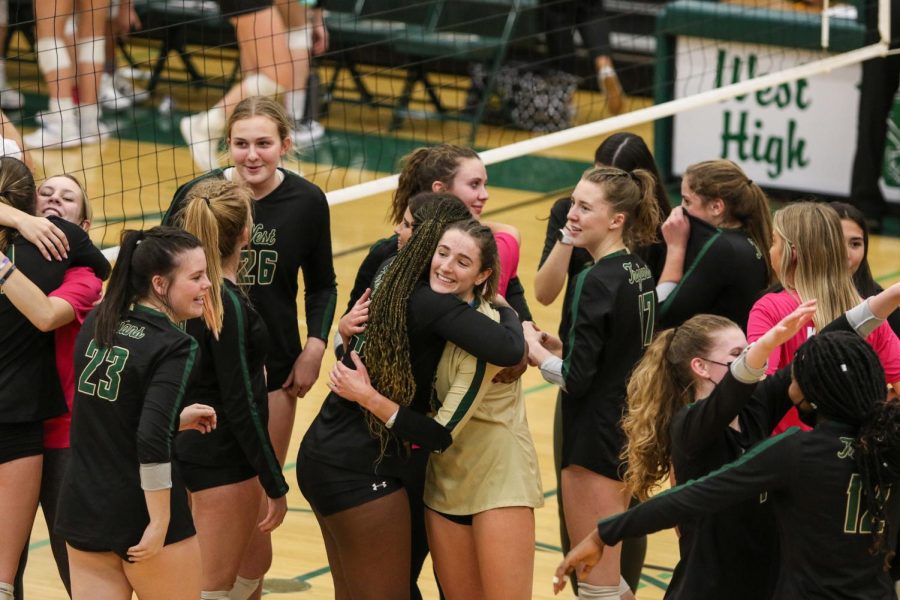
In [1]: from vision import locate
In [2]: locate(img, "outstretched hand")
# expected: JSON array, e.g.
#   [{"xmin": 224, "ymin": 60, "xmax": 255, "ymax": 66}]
[{"xmin": 553, "ymin": 530, "xmax": 605, "ymax": 594}]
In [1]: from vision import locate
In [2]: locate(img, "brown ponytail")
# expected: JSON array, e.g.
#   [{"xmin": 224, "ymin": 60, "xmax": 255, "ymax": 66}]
[{"xmin": 391, "ymin": 144, "xmax": 480, "ymax": 225}]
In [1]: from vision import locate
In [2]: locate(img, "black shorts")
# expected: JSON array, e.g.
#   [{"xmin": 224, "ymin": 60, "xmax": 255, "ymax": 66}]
[
  {"xmin": 0, "ymin": 421, "xmax": 44, "ymax": 464},
  {"xmin": 216, "ymin": 0, "xmax": 273, "ymax": 18},
  {"xmin": 429, "ymin": 508, "xmax": 473, "ymax": 526},
  {"xmin": 297, "ymin": 452, "xmax": 404, "ymax": 517},
  {"xmin": 180, "ymin": 460, "xmax": 257, "ymax": 493}
]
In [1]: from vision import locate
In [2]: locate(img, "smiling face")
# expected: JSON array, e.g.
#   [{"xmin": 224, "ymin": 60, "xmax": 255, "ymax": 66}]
[
  {"xmin": 566, "ymin": 179, "xmax": 623, "ymax": 256},
  {"xmin": 37, "ymin": 176, "xmax": 88, "ymax": 230},
  {"xmin": 228, "ymin": 115, "xmax": 291, "ymax": 198},
  {"xmin": 840, "ymin": 218, "xmax": 865, "ymax": 275},
  {"xmin": 442, "ymin": 157, "xmax": 488, "ymax": 218},
  {"xmin": 429, "ymin": 229, "xmax": 492, "ymax": 303},
  {"xmin": 151, "ymin": 247, "xmax": 211, "ymax": 322}
]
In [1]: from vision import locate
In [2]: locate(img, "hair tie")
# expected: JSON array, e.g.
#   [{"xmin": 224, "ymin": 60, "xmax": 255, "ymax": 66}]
[
  {"xmin": 746, "ymin": 179, "xmax": 753, "ymax": 186},
  {"xmin": 203, "ymin": 196, "xmax": 211, "ymax": 207},
  {"xmin": 135, "ymin": 230, "xmax": 146, "ymax": 246}
]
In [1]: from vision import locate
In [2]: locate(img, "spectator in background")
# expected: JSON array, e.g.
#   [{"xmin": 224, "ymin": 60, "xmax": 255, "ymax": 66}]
[{"xmin": 540, "ymin": 0, "xmax": 624, "ymax": 114}]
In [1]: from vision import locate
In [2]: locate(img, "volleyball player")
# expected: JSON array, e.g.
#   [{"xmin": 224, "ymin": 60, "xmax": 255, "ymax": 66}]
[
  {"xmin": 525, "ymin": 166, "xmax": 662, "ymax": 599},
  {"xmin": 657, "ymin": 159, "xmax": 773, "ymax": 331},
  {"xmin": 748, "ymin": 202, "xmax": 900, "ymax": 433},
  {"xmin": 0, "ymin": 158, "xmax": 110, "ymax": 600},
  {"xmin": 165, "ymin": 96, "xmax": 336, "ymax": 599},
  {"xmin": 620, "ymin": 301, "xmax": 821, "ymax": 599},
  {"xmin": 172, "ymin": 179, "xmax": 289, "ymax": 599},
  {"xmin": 831, "ymin": 201, "xmax": 900, "ymax": 335},
  {"xmin": 299, "ymin": 197, "xmax": 525, "ymax": 600},
  {"xmin": 1, "ymin": 174, "xmax": 101, "ymax": 597},
  {"xmin": 533, "ymin": 132, "xmax": 669, "ymax": 592},
  {"xmin": 56, "ymin": 227, "xmax": 216, "ymax": 600},
  {"xmin": 556, "ymin": 290, "xmax": 900, "ymax": 598},
  {"xmin": 331, "ymin": 220, "xmax": 543, "ymax": 599}
]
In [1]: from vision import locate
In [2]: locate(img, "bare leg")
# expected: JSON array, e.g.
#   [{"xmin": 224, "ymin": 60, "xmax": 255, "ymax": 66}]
[
  {"xmin": 180, "ymin": 7, "xmax": 293, "ymax": 170},
  {"xmin": 235, "ymin": 388, "xmax": 296, "ymax": 600},
  {"xmin": 425, "ymin": 508, "xmax": 481, "ymax": 599},
  {"xmin": 561, "ymin": 466, "xmax": 631, "ymax": 590},
  {"xmin": 67, "ymin": 546, "xmax": 132, "ymax": 600},
  {"xmin": 191, "ymin": 478, "xmax": 261, "ymax": 592},
  {"xmin": 0, "ymin": 455, "xmax": 42, "ymax": 584},
  {"xmin": 315, "ymin": 490, "xmax": 412, "ymax": 600},
  {"xmin": 472, "ymin": 507, "xmax": 535, "ymax": 600},
  {"xmin": 123, "ymin": 536, "xmax": 202, "ymax": 600}
]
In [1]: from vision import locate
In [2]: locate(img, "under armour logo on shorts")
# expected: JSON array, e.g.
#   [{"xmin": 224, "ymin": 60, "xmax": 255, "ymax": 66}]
[{"xmin": 372, "ymin": 481, "xmax": 387, "ymax": 491}]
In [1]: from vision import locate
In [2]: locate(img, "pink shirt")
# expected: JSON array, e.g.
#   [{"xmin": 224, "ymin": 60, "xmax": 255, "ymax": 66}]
[
  {"xmin": 494, "ymin": 231, "xmax": 519, "ymax": 297},
  {"xmin": 747, "ymin": 289, "xmax": 900, "ymax": 433},
  {"xmin": 44, "ymin": 267, "xmax": 103, "ymax": 449}
]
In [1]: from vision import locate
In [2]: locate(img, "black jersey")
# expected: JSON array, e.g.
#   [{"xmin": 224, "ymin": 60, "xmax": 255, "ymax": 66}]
[
  {"xmin": 57, "ymin": 305, "xmax": 199, "ymax": 556},
  {"xmin": 300, "ymin": 283, "xmax": 525, "ymax": 476},
  {"xmin": 599, "ymin": 421, "xmax": 899, "ymax": 600},
  {"xmin": 165, "ymin": 168, "xmax": 338, "ymax": 390},
  {"xmin": 657, "ymin": 213, "xmax": 767, "ymax": 332},
  {"xmin": 0, "ymin": 218, "xmax": 110, "ymax": 423},
  {"xmin": 540, "ymin": 197, "xmax": 664, "ymax": 337},
  {"xmin": 560, "ymin": 250, "xmax": 655, "ymax": 477},
  {"xmin": 177, "ymin": 280, "xmax": 288, "ymax": 498}
]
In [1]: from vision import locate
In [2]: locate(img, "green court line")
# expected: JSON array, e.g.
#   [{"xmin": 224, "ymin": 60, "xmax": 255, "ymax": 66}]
[
  {"xmin": 28, "ymin": 539, "xmax": 51, "ymax": 551},
  {"xmin": 639, "ymin": 573, "xmax": 671, "ymax": 591},
  {"xmin": 295, "ymin": 565, "xmax": 332, "ymax": 581}
]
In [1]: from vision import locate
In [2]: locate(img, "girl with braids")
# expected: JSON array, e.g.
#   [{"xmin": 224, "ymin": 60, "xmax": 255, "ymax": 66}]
[
  {"xmin": 620, "ymin": 302, "xmax": 819, "ymax": 600},
  {"xmin": 556, "ymin": 287, "xmax": 900, "ymax": 599},
  {"xmin": 831, "ymin": 201, "xmax": 900, "ymax": 336},
  {"xmin": 331, "ymin": 219, "xmax": 543, "ymax": 600},
  {"xmin": 165, "ymin": 96, "xmax": 336, "ymax": 599},
  {"xmin": 747, "ymin": 202, "xmax": 900, "ymax": 434},
  {"xmin": 657, "ymin": 159, "xmax": 773, "ymax": 331},
  {"xmin": 170, "ymin": 179, "xmax": 289, "ymax": 600},
  {"xmin": 0, "ymin": 158, "xmax": 109, "ymax": 600},
  {"xmin": 345, "ymin": 143, "xmax": 533, "ymax": 323},
  {"xmin": 524, "ymin": 166, "xmax": 662, "ymax": 599},
  {"xmin": 298, "ymin": 197, "xmax": 526, "ymax": 600},
  {"xmin": 56, "ymin": 227, "xmax": 216, "ymax": 600},
  {"xmin": 533, "ymin": 131, "xmax": 669, "ymax": 592}
]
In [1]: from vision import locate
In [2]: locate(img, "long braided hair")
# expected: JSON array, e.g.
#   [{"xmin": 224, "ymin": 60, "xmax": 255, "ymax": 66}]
[
  {"xmin": 792, "ymin": 332, "xmax": 898, "ymax": 564},
  {"xmin": 363, "ymin": 194, "xmax": 471, "ymax": 454}
]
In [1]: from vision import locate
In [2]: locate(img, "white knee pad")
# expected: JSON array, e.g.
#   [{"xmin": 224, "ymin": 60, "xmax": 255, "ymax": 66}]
[
  {"xmin": 0, "ymin": 582, "xmax": 14, "ymax": 600},
  {"xmin": 228, "ymin": 576, "xmax": 261, "ymax": 600},
  {"xmin": 77, "ymin": 37, "xmax": 105, "ymax": 65},
  {"xmin": 577, "ymin": 581, "xmax": 623, "ymax": 599},
  {"xmin": 36, "ymin": 37, "xmax": 72, "ymax": 74},
  {"xmin": 200, "ymin": 591, "xmax": 231, "ymax": 600},
  {"xmin": 288, "ymin": 27, "xmax": 311, "ymax": 51},
  {"xmin": 242, "ymin": 73, "xmax": 283, "ymax": 97},
  {"xmin": 618, "ymin": 576, "xmax": 631, "ymax": 595}
]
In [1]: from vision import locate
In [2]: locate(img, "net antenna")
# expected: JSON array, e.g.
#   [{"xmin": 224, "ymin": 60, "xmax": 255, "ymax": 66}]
[{"xmin": 326, "ymin": 0, "xmax": 892, "ymax": 207}]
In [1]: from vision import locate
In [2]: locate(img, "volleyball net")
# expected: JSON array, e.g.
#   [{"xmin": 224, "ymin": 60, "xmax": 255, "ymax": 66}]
[{"xmin": 0, "ymin": 0, "xmax": 892, "ymax": 251}]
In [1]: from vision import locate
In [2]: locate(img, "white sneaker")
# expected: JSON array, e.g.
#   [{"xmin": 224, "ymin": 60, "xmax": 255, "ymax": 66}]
[
  {"xmin": 292, "ymin": 120, "xmax": 325, "ymax": 148},
  {"xmin": 180, "ymin": 114, "xmax": 220, "ymax": 171},
  {"xmin": 23, "ymin": 116, "xmax": 82, "ymax": 149},
  {"xmin": 0, "ymin": 88, "xmax": 24, "ymax": 110},
  {"xmin": 99, "ymin": 72, "xmax": 133, "ymax": 113},
  {"xmin": 113, "ymin": 71, "xmax": 150, "ymax": 104}
]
